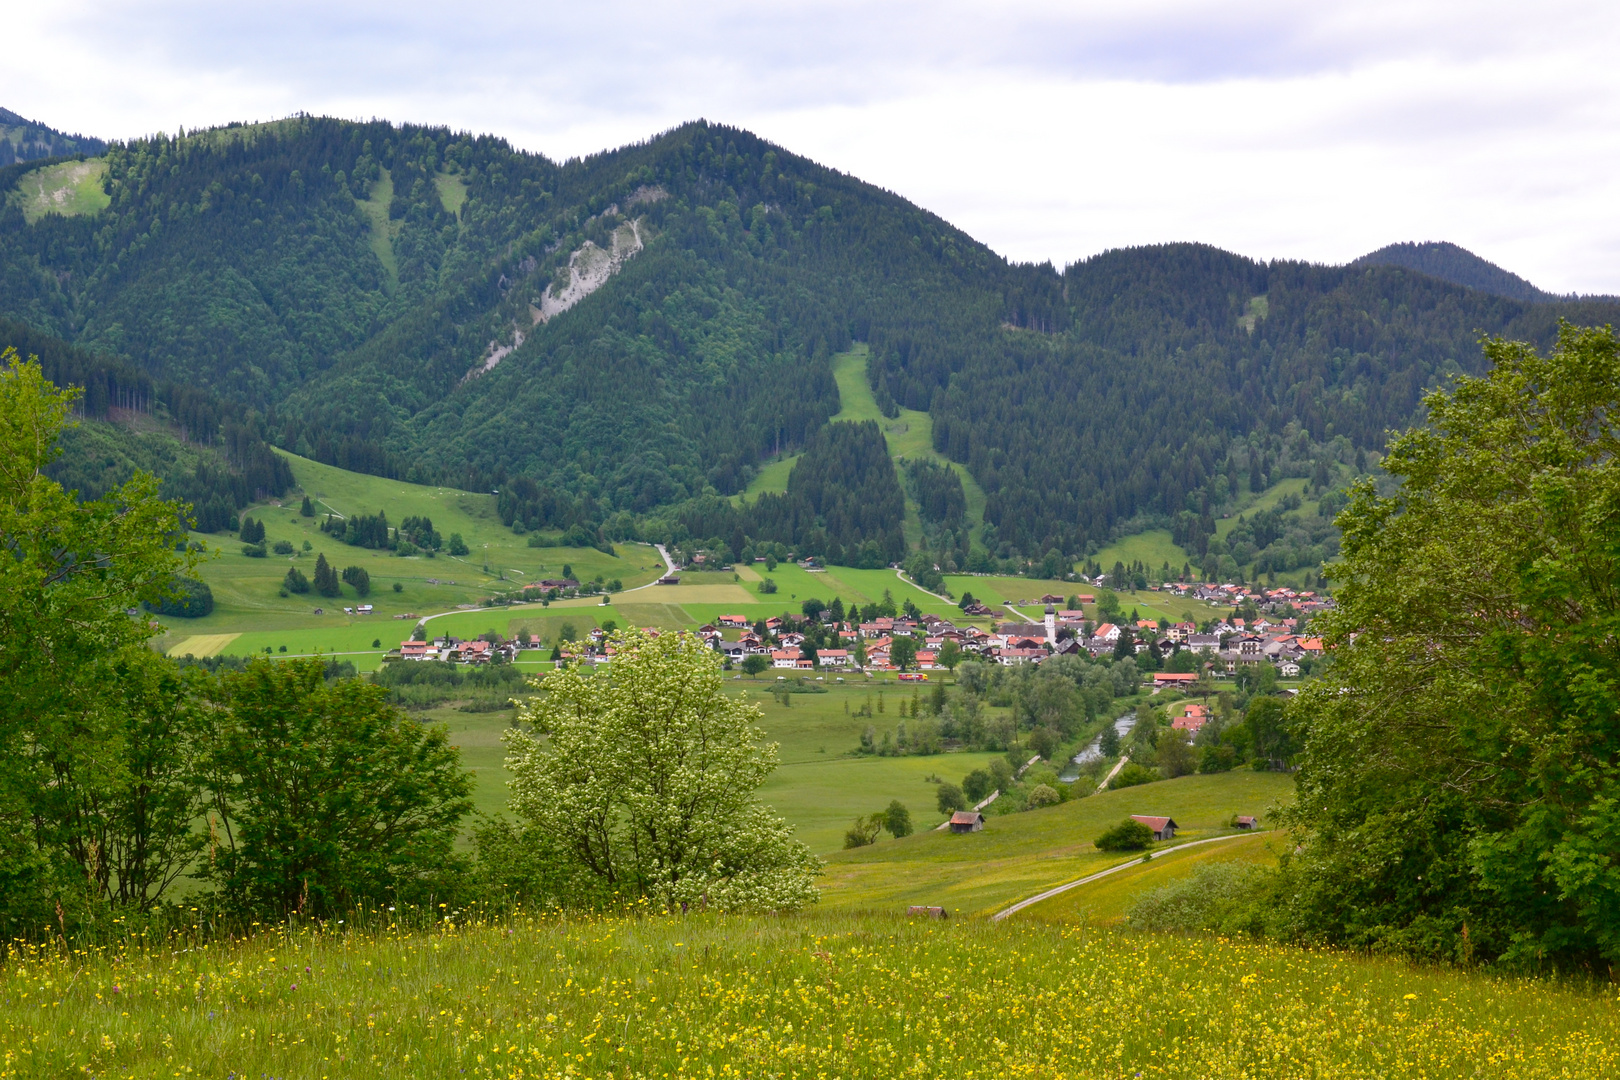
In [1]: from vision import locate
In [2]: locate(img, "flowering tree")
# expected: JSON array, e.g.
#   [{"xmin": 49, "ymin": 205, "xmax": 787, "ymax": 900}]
[{"xmin": 506, "ymin": 629, "xmax": 819, "ymax": 911}]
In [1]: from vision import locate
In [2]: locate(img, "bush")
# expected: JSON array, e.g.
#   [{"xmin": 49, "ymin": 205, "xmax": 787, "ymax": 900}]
[
  {"xmin": 936, "ymin": 782, "xmax": 966, "ymax": 815},
  {"xmin": 1109, "ymin": 763, "xmax": 1159, "ymax": 790},
  {"xmin": 1025, "ymin": 784, "xmax": 1061, "ymax": 809},
  {"xmin": 448, "ymin": 533, "xmax": 469, "ymax": 556},
  {"xmin": 1095, "ymin": 819, "xmax": 1155, "ymax": 851},
  {"xmin": 1126, "ymin": 862, "xmax": 1270, "ymax": 935},
  {"xmin": 144, "ymin": 575, "xmax": 214, "ymax": 618},
  {"xmin": 241, "ymin": 542, "xmax": 268, "ymax": 558},
  {"xmin": 272, "ymin": 539, "xmax": 295, "ymax": 555},
  {"xmin": 843, "ymin": 815, "xmax": 881, "ymax": 848},
  {"xmin": 392, "ymin": 582, "xmax": 403, "ymax": 593},
  {"xmin": 758, "ymin": 578, "xmax": 778, "ymax": 594},
  {"xmin": 283, "ymin": 567, "xmax": 310, "ymax": 594}
]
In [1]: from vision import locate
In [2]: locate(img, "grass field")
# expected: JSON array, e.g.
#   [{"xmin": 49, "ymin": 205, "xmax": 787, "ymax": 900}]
[
  {"xmin": 818, "ymin": 770, "xmax": 1293, "ymax": 915},
  {"xmin": 10, "ymin": 158, "xmax": 110, "ymax": 222},
  {"xmin": 11, "ymin": 910, "xmax": 1615, "ymax": 1079},
  {"xmin": 1092, "ymin": 529, "xmax": 1190, "ymax": 575}
]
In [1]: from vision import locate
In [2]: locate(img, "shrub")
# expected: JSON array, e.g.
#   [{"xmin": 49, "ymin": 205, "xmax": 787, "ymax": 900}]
[
  {"xmin": 241, "ymin": 542, "xmax": 268, "ymax": 558},
  {"xmin": 1109, "ymin": 763, "xmax": 1159, "ymax": 790},
  {"xmin": 283, "ymin": 567, "xmax": 310, "ymax": 594},
  {"xmin": 1126, "ymin": 862, "xmax": 1270, "ymax": 935},
  {"xmin": 758, "ymin": 578, "xmax": 778, "ymax": 594},
  {"xmin": 843, "ymin": 816, "xmax": 881, "ymax": 849},
  {"xmin": 936, "ymin": 782, "xmax": 966, "ymax": 815},
  {"xmin": 1025, "ymin": 784, "xmax": 1061, "ymax": 809},
  {"xmin": 448, "ymin": 533, "xmax": 469, "ymax": 557},
  {"xmin": 1095, "ymin": 819, "xmax": 1155, "ymax": 851},
  {"xmin": 392, "ymin": 582, "xmax": 403, "ymax": 593}
]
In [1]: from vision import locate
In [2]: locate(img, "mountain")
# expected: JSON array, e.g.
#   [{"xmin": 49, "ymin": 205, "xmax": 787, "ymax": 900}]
[
  {"xmin": 3, "ymin": 108, "xmax": 1618, "ymax": 571},
  {"xmin": 1350, "ymin": 240, "xmax": 1556, "ymax": 302},
  {"xmin": 0, "ymin": 107, "xmax": 106, "ymax": 165}
]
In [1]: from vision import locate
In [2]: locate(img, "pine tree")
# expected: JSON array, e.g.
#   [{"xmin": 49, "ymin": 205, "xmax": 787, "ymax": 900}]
[{"xmin": 313, "ymin": 552, "xmax": 340, "ymax": 597}]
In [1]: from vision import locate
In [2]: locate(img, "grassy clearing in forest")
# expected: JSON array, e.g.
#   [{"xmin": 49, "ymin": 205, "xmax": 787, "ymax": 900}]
[
  {"xmin": 9, "ymin": 158, "xmax": 110, "ymax": 222},
  {"xmin": 7, "ymin": 909, "xmax": 1615, "ymax": 1080}
]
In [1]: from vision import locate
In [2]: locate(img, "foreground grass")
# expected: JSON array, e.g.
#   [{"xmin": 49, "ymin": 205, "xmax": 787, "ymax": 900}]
[{"xmin": 4, "ymin": 910, "xmax": 1615, "ymax": 1079}]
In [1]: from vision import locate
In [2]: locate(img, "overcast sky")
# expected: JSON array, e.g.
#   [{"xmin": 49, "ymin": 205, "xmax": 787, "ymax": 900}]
[{"xmin": 11, "ymin": 1, "xmax": 1620, "ymax": 293}]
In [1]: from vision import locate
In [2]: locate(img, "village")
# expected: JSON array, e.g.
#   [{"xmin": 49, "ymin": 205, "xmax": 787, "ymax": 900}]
[{"xmin": 384, "ymin": 573, "xmax": 1332, "ymax": 691}]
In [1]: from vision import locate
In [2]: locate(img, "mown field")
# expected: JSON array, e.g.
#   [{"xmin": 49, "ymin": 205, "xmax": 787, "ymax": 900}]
[{"xmin": 8, "ymin": 909, "xmax": 1614, "ymax": 1079}]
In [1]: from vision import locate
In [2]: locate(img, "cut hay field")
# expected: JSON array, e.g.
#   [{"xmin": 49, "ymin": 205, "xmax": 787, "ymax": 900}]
[{"xmin": 10, "ymin": 909, "xmax": 1614, "ymax": 1080}]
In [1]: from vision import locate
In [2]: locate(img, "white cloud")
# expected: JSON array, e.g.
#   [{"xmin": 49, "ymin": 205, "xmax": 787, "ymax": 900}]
[{"xmin": 8, "ymin": 1, "xmax": 1620, "ymax": 292}]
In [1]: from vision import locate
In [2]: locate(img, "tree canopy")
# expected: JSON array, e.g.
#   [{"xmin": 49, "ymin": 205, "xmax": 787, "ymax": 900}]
[
  {"xmin": 1283, "ymin": 323, "xmax": 1620, "ymax": 968},
  {"xmin": 506, "ymin": 628, "xmax": 819, "ymax": 912}
]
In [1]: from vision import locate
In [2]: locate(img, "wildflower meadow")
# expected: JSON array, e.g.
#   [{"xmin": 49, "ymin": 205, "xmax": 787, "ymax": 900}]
[{"xmin": 3, "ymin": 907, "xmax": 1616, "ymax": 1079}]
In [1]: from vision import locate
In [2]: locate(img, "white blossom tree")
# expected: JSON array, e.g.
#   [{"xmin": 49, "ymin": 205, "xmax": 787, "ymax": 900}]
[{"xmin": 506, "ymin": 628, "xmax": 819, "ymax": 911}]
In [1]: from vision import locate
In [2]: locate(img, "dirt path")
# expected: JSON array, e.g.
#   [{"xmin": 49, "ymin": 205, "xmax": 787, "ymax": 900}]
[{"xmin": 990, "ymin": 832, "xmax": 1266, "ymax": 922}]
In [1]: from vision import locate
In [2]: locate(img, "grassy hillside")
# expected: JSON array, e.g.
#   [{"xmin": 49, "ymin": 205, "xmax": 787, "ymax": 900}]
[
  {"xmin": 12, "ymin": 910, "xmax": 1614, "ymax": 1079},
  {"xmin": 1016, "ymin": 828, "xmax": 1285, "ymax": 924},
  {"xmin": 7, "ymin": 157, "xmax": 109, "ymax": 222},
  {"xmin": 160, "ymin": 451, "xmax": 666, "ymax": 663},
  {"xmin": 819, "ymin": 770, "xmax": 1293, "ymax": 915}
]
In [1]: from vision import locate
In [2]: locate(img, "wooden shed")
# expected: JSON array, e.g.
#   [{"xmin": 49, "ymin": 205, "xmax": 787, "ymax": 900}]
[
  {"xmin": 948, "ymin": 811, "xmax": 986, "ymax": 834},
  {"xmin": 1235, "ymin": 815, "xmax": 1258, "ymax": 830},
  {"xmin": 907, "ymin": 905, "xmax": 949, "ymax": 919},
  {"xmin": 1130, "ymin": 814, "xmax": 1179, "ymax": 841}
]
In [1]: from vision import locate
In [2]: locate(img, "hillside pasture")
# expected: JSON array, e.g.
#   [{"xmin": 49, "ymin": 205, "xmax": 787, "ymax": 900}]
[
  {"xmin": 818, "ymin": 770, "xmax": 1293, "ymax": 915},
  {"xmin": 1018, "ymin": 828, "xmax": 1284, "ymax": 925}
]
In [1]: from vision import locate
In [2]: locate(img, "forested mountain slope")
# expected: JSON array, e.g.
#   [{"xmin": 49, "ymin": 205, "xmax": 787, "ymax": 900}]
[
  {"xmin": 1350, "ymin": 240, "xmax": 1562, "ymax": 302},
  {"xmin": 0, "ymin": 318, "xmax": 293, "ymax": 528},
  {"xmin": 3, "ymin": 109, "xmax": 1617, "ymax": 567}
]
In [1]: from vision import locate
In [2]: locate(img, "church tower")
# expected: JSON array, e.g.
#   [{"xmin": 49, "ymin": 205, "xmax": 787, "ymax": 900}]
[{"xmin": 1044, "ymin": 603, "xmax": 1057, "ymax": 646}]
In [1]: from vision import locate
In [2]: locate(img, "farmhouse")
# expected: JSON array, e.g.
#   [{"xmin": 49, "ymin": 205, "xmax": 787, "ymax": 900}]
[
  {"xmin": 1130, "ymin": 815, "xmax": 1178, "ymax": 841},
  {"xmin": 1172, "ymin": 704, "xmax": 1208, "ymax": 734},
  {"xmin": 1153, "ymin": 672, "xmax": 1198, "ymax": 687}
]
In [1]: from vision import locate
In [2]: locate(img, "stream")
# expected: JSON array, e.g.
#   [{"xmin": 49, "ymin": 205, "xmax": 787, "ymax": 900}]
[{"xmin": 1059, "ymin": 711, "xmax": 1137, "ymax": 783}]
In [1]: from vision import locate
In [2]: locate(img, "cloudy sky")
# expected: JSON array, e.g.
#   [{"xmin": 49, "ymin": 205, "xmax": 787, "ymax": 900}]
[{"xmin": 11, "ymin": 1, "xmax": 1620, "ymax": 292}]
